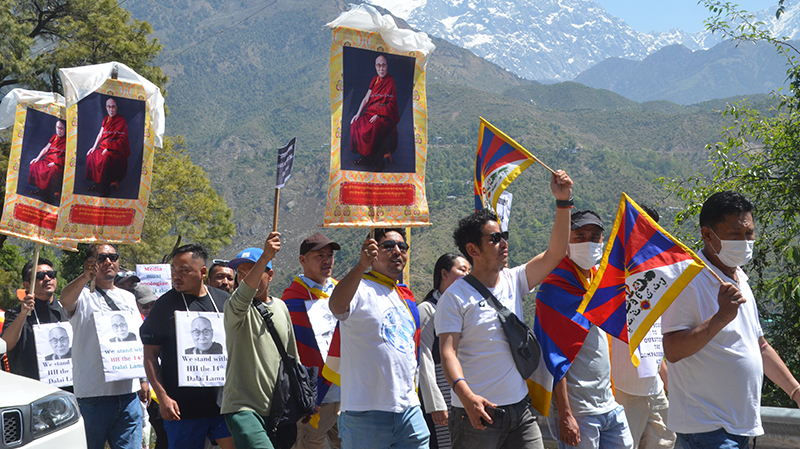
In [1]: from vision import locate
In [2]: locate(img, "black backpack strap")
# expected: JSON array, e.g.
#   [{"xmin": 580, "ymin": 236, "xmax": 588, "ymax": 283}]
[
  {"xmin": 253, "ymin": 299, "xmax": 290, "ymax": 362},
  {"xmin": 462, "ymin": 275, "xmax": 512, "ymax": 322},
  {"xmin": 95, "ymin": 288, "xmax": 121, "ymax": 311}
]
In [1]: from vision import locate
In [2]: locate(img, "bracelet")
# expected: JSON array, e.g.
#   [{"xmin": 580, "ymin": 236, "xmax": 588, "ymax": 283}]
[
  {"xmin": 760, "ymin": 340, "xmax": 769, "ymax": 350},
  {"xmin": 790, "ymin": 385, "xmax": 800, "ymax": 401},
  {"xmin": 452, "ymin": 377, "xmax": 466, "ymax": 389},
  {"xmin": 556, "ymin": 198, "xmax": 574, "ymax": 209}
]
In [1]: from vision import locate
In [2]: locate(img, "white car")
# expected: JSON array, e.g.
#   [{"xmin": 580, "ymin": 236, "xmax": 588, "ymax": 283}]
[{"xmin": 0, "ymin": 339, "xmax": 87, "ymax": 448}]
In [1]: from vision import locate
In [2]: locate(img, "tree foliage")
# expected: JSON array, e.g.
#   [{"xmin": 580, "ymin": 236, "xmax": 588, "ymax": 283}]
[
  {"xmin": 1, "ymin": 0, "xmax": 167, "ymax": 92},
  {"xmin": 664, "ymin": 0, "xmax": 800, "ymax": 407},
  {"xmin": 122, "ymin": 136, "xmax": 235, "ymax": 265}
]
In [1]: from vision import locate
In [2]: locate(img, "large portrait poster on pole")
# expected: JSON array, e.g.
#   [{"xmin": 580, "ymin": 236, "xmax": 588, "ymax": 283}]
[
  {"xmin": 324, "ymin": 6, "xmax": 434, "ymax": 227},
  {"xmin": 0, "ymin": 90, "xmax": 76, "ymax": 248},
  {"xmin": 54, "ymin": 61, "xmax": 164, "ymax": 244}
]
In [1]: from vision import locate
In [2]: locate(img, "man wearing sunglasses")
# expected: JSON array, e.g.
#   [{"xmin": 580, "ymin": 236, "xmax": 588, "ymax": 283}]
[
  {"xmin": 436, "ymin": 170, "xmax": 573, "ymax": 449},
  {"xmin": 1, "ymin": 258, "xmax": 70, "ymax": 383},
  {"xmin": 329, "ymin": 228, "xmax": 428, "ymax": 449},
  {"xmin": 60, "ymin": 244, "xmax": 147, "ymax": 449}
]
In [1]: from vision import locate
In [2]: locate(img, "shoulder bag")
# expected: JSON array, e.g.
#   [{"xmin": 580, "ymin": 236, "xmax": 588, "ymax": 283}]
[{"xmin": 462, "ymin": 274, "xmax": 540, "ymax": 379}]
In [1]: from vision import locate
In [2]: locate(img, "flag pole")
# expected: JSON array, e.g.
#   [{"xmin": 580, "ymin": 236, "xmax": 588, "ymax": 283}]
[
  {"xmin": 705, "ymin": 266, "xmax": 725, "ymax": 284},
  {"xmin": 90, "ymin": 244, "xmax": 97, "ymax": 293},
  {"xmin": 26, "ymin": 244, "xmax": 41, "ymax": 316},
  {"xmin": 272, "ymin": 188, "xmax": 280, "ymax": 232},
  {"xmin": 533, "ymin": 157, "xmax": 556, "ymax": 175}
]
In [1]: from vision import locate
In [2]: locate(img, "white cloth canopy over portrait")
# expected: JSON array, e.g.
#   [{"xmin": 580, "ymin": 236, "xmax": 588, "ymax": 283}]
[
  {"xmin": 33, "ymin": 322, "xmax": 74, "ymax": 388},
  {"xmin": 54, "ymin": 61, "xmax": 165, "ymax": 244},
  {"xmin": 175, "ymin": 311, "xmax": 227, "ymax": 387},
  {"xmin": 93, "ymin": 309, "xmax": 145, "ymax": 382},
  {"xmin": 0, "ymin": 89, "xmax": 76, "ymax": 250},
  {"xmin": 324, "ymin": 4, "xmax": 434, "ymax": 228}
]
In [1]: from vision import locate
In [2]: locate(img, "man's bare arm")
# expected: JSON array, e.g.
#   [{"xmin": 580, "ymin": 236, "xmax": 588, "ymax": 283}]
[
  {"xmin": 555, "ymin": 377, "xmax": 580, "ymax": 446},
  {"xmin": 143, "ymin": 344, "xmax": 180, "ymax": 420},
  {"xmin": 525, "ymin": 170, "xmax": 573, "ymax": 288},
  {"xmin": 663, "ymin": 282, "xmax": 744, "ymax": 363},
  {"xmin": 0, "ymin": 295, "xmax": 35, "ymax": 351},
  {"xmin": 59, "ymin": 258, "xmax": 95, "ymax": 312},
  {"xmin": 760, "ymin": 337, "xmax": 800, "ymax": 408},
  {"xmin": 329, "ymin": 238, "xmax": 376, "ymax": 316},
  {"xmin": 439, "ymin": 332, "xmax": 494, "ymax": 430}
]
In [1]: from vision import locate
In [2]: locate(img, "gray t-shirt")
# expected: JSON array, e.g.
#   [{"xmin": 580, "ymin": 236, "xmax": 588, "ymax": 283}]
[{"xmin": 564, "ymin": 324, "xmax": 618, "ymax": 416}]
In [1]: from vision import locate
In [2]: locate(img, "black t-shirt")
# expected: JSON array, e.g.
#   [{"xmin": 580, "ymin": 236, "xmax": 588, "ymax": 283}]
[
  {"xmin": 1, "ymin": 298, "xmax": 66, "ymax": 381},
  {"xmin": 139, "ymin": 286, "xmax": 229, "ymax": 419}
]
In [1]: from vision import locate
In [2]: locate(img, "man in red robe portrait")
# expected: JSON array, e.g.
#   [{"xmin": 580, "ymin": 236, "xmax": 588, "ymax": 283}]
[
  {"xmin": 86, "ymin": 98, "xmax": 130, "ymax": 196},
  {"xmin": 28, "ymin": 119, "xmax": 66, "ymax": 201},
  {"xmin": 350, "ymin": 54, "xmax": 400, "ymax": 172}
]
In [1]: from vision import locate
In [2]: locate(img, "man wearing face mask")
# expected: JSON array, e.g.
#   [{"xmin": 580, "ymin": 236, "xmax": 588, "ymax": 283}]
[
  {"xmin": 662, "ymin": 192, "xmax": 800, "ymax": 449},
  {"xmin": 553, "ymin": 210, "xmax": 634, "ymax": 449}
]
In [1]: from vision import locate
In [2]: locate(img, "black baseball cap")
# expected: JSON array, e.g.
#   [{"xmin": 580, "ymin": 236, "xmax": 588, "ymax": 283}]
[{"xmin": 571, "ymin": 210, "xmax": 605, "ymax": 230}]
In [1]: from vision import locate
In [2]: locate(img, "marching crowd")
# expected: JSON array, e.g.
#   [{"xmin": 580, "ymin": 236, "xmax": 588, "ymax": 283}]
[{"xmin": 2, "ymin": 169, "xmax": 800, "ymax": 449}]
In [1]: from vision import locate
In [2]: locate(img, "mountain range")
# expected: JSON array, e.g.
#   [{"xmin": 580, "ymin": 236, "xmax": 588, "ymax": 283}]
[{"xmin": 370, "ymin": 0, "xmax": 800, "ymax": 84}]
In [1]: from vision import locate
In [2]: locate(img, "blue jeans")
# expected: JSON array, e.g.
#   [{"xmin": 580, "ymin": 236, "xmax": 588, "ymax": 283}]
[
  {"xmin": 163, "ymin": 415, "xmax": 232, "ymax": 449},
  {"xmin": 78, "ymin": 393, "xmax": 143, "ymax": 449},
  {"xmin": 339, "ymin": 406, "xmax": 429, "ymax": 449},
  {"xmin": 677, "ymin": 428, "xmax": 749, "ymax": 449},
  {"xmin": 557, "ymin": 405, "xmax": 634, "ymax": 449}
]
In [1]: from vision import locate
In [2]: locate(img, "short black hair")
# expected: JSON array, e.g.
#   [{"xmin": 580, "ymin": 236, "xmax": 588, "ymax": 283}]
[
  {"xmin": 371, "ymin": 228, "xmax": 407, "ymax": 242},
  {"xmin": 639, "ymin": 204, "xmax": 660, "ymax": 223},
  {"xmin": 22, "ymin": 258, "xmax": 55, "ymax": 283},
  {"xmin": 699, "ymin": 191, "xmax": 754, "ymax": 230},
  {"xmin": 171, "ymin": 243, "xmax": 208, "ymax": 265},
  {"xmin": 208, "ymin": 262, "xmax": 231, "ymax": 277},
  {"xmin": 453, "ymin": 210, "xmax": 498, "ymax": 264}
]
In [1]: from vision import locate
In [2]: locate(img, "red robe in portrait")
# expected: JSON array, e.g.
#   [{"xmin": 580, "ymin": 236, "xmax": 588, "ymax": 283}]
[
  {"xmin": 86, "ymin": 114, "xmax": 130, "ymax": 184},
  {"xmin": 29, "ymin": 134, "xmax": 66, "ymax": 190},
  {"xmin": 350, "ymin": 74, "xmax": 400, "ymax": 157}
]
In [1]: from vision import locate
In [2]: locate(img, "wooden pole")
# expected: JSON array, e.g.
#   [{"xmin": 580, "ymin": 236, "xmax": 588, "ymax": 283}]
[
  {"xmin": 272, "ymin": 188, "xmax": 280, "ymax": 232},
  {"xmin": 533, "ymin": 156, "xmax": 556, "ymax": 175},
  {"xmin": 90, "ymin": 244, "xmax": 97, "ymax": 293},
  {"xmin": 26, "ymin": 244, "xmax": 41, "ymax": 316},
  {"xmin": 706, "ymin": 265, "xmax": 725, "ymax": 284}
]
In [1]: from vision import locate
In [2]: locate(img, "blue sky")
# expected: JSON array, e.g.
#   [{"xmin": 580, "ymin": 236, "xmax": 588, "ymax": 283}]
[{"xmin": 595, "ymin": 0, "xmax": 773, "ymax": 33}]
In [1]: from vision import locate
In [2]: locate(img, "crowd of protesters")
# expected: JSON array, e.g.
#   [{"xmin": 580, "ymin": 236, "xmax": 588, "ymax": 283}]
[{"xmin": 2, "ymin": 174, "xmax": 800, "ymax": 449}]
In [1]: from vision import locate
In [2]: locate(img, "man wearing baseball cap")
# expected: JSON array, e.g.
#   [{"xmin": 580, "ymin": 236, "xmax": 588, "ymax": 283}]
[
  {"xmin": 282, "ymin": 232, "xmax": 342, "ymax": 449},
  {"xmin": 553, "ymin": 210, "xmax": 634, "ymax": 449},
  {"xmin": 221, "ymin": 232, "xmax": 302, "ymax": 448},
  {"xmin": 133, "ymin": 284, "xmax": 157, "ymax": 319}
]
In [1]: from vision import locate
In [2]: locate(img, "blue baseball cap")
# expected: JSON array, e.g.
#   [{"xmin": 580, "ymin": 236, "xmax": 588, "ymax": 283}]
[{"xmin": 228, "ymin": 247, "xmax": 273, "ymax": 271}]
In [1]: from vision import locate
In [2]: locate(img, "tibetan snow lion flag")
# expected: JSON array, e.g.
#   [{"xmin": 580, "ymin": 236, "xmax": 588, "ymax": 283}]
[
  {"xmin": 474, "ymin": 117, "xmax": 542, "ymax": 212},
  {"xmin": 577, "ymin": 193, "xmax": 705, "ymax": 366}
]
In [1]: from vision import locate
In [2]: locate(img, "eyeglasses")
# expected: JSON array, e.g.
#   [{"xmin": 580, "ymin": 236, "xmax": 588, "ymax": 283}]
[
  {"xmin": 49, "ymin": 337, "xmax": 69, "ymax": 345},
  {"xmin": 212, "ymin": 259, "xmax": 229, "ymax": 267},
  {"xmin": 375, "ymin": 63, "xmax": 387, "ymax": 67},
  {"xmin": 484, "ymin": 231, "xmax": 509, "ymax": 244},
  {"xmin": 36, "ymin": 270, "xmax": 57, "ymax": 280},
  {"xmin": 97, "ymin": 253, "xmax": 119, "ymax": 263},
  {"xmin": 191, "ymin": 329, "xmax": 213, "ymax": 338},
  {"xmin": 111, "ymin": 323, "xmax": 127, "ymax": 330},
  {"xmin": 379, "ymin": 240, "xmax": 409, "ymax": 253}
]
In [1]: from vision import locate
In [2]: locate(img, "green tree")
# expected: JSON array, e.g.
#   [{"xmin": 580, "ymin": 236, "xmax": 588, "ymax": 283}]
[
  {"xmin": 1, "ymin": 0, "xmax": 166, "ymax": 92},
  {"xmin": 664, "ymin": 0, "xmax": 800, "ymax": 407},
  {"xmin": 121, "ymin": 136, "xmax": 235, "ymax": 265}
]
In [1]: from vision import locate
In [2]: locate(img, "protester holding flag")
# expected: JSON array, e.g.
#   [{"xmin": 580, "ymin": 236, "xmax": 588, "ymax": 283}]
[
  {"xmin": 435, "ymin": 169, "xmax": 572, "ymax": 449},
  {"xmin": 547, "ymin": 210, "xmax": 633, "ymax": 449},
  {"xmin": 662, "ymin": 192, "xmax": 800, "ymax": 449},
  {"xmin": 608, "ymin": 205, "xmax": 675, "ymax": 449}
]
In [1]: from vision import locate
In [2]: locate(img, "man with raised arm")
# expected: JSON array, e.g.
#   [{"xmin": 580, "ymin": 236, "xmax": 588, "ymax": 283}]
[
  {"xmin": 435, "ymin": 170, "xmax": 573, "ymax": 449},
  {"xmin": 59, "ymin": 244, "xmax": 147, "ymax": 449},
  {"xmin": 329, "ymin": 228, "xmax": 428, "ymax": 449},
  {"xmin": 662, "ymin": 191, "xmax": 800, "ymax": 449},
  {"xmin": 140, "ymin": 244, "xmax": 233, "ymax": 449}
]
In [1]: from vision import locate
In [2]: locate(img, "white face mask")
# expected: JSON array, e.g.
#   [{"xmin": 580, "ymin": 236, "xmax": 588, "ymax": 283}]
[
  {"xmin": 569, "ymin": 242, "xmax": 604, "ymax": 270},
  {"xmin": 715, "ymin": 238, "xmax": 754, "ymax": 268}
]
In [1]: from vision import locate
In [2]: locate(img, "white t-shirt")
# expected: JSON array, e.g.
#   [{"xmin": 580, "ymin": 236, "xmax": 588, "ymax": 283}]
[
  {"xmin": 334, "ymin": 278, "xmax": 419, "ymax": 412},
  {"xmin": 435, "ymin": 266, "xmax": 530, "ymax": 408},
  {"xmin": 661, "ymin": 251, "xmax": 764, "ymax": 436},
  {"xmin": 610, "ymin": 333, "xmax": 663, "ymax": 397},
  {"xmin": 64, "ymin": 286, "xmax": 140, "ymax": 398}
]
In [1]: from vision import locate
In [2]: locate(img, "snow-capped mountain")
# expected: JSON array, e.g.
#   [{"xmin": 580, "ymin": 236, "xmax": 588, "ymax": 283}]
[{"xmin": 369, "ymin": 0, "xmax": 789, "ymax": 82}]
